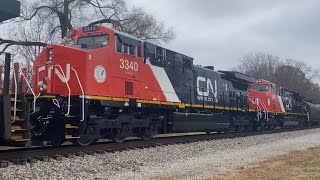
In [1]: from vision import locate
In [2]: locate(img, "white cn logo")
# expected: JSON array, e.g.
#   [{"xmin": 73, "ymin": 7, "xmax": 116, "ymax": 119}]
[
  {"xmin": 37, "ymin": 64, "xmax": 70, "ymax": 85},
  {"xmin": 196, "ymin": 76, "xmax": 217, "ymax": 97}
]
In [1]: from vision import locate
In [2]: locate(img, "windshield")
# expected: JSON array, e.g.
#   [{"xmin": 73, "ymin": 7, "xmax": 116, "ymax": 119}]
[
  {"xmin": 77, "ymin": 35, "xmax": 109, "ymax": 49},
  {"xmin": 250, "ymin": 84, "xmax": 269, "ymax": 92},
  {"xmin": 63, "ymin": 39, "xmax": 75, "ymax": 46}
]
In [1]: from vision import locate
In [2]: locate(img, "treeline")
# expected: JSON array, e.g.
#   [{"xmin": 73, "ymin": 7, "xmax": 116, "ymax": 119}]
[{"xmin": 236, "ymin": 52, "xmax": 320, "ymax": 103}]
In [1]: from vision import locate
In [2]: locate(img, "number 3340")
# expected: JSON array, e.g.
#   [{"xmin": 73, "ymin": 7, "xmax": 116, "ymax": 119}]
[{"xmin": 120, "ymin": 59, "xmax": 138, "ymax": 71}]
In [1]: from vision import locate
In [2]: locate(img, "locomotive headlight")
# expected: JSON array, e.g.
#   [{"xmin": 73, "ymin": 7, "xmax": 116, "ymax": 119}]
[
  {"xmin": 39, "ymin": 77, "xmax": 47, "ymax": 93},
  {"xmin": 39, "ymin": 84, "xmax": 47, "ymax": 92},
  {"xmin": 48, "ymin": 49, "xmax": 54, "ymax": 61}
]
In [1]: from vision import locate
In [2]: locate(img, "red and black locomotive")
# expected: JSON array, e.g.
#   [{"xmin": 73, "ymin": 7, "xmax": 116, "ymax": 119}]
[{"xmin": 1, "ymin": 25, "xmax": 318, "ymax": 147}]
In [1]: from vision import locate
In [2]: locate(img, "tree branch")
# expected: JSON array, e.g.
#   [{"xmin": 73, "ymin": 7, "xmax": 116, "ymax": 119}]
[
  {"xmin": 24, "ymin": 5, "xmax": 61, "ymax": 21},
  {"xmin": 89, "ymin": 18, "xmax": 124, "ymax": 30},
  {"xmin": 0, "ymin": 38, "xmax": 47, "ymax": 55}
]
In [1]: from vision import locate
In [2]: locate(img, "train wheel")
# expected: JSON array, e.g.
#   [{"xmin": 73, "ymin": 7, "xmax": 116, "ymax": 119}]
[
  {"xmin": 259, "ymin": 121, "xmax": 266, "ymax": 130},
  {"xmin": 140, "ymin": 124, "xmax": 157, "ymax": 141},
  {"xmin": 235, "ymin": 125, "xmax": 242, "ymax": 133},
  {"xmin": 75, "ymin": 127, "xmax": 97, "ymax": 146},
  {"xmin": 244, "ymin": 125, "xmax": 249, "ymax": 132},
  {"xmin": 76, "ymin": 136, "xmax": 97, "ymax": 146},
  {"xmin": 224, "ymin": 128, "xmax": 230, "ymax": 134},
  {"xmin": 51, "ymin": 139, "xmax": 63, "ymax": 147},
  {"xmin": 252, "ymin": 122, "xmax": 258, "ymax": 131},
  {"xmin": 111, "ymin": 125, "xmax": 129, "ymax": 143},
  {"xmin": 306, "ymin": 121, "xmax": 311, "ymax": 127}
]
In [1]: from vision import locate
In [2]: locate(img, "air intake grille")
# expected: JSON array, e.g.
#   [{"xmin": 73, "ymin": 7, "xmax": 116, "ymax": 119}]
[{"xmin": 125, "ymin": 81, "xmax": 133, "ymax": 95}]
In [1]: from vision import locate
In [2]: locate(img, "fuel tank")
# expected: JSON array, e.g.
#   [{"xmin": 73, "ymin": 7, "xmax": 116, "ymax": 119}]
[{"xmin": 171, "ymin": 112, "xmax": 230, "ymax": 132}]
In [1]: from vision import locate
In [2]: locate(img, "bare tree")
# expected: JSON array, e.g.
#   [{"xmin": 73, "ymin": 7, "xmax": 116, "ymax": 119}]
[
  {"xmin": 283, "ymin": 59, "xmax": 319, "ymax": 82},
  {"xmin": 273, "ymin": 59, "xmax": 320, "ymax": 103},
  {"xmin": 236, "ymin": 52, "xmax": 320, "ymax": 103},
  {"xmin": 274, "ymin": 65, "xmax": 308, "ymax": 92},
  {"xmin": 120, "ymin": 7, "xmax": 175, "ymax": 43},
  {"xmin": 0, "ymin": 0, "xmax": 175, "ymax": 59},
  {"xmin": 236, "ymin": 51, "xmax": 280, "ymax": 81},
  {"xmin": 8, "ymin": 14, "xmax": 57, "ymax": 65},
  {"xmin": 306, "ymin": 83, "xmax": 320, "ymax": 103}
]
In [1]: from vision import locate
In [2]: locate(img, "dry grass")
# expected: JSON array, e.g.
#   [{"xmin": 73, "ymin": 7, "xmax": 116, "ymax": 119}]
[{"xmin": 212, "ymin": 146, "xmax": 320, "ymax": 180}]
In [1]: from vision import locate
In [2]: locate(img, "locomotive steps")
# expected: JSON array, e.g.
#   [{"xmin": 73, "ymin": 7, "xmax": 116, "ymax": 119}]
[{"xmin": 0, "ymin": 90, "xmax": 31, "ymax": 146}]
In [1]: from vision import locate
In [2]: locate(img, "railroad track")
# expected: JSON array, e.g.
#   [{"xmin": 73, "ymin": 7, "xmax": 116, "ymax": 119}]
[{"xmin": 0, "ymin": 126, "xmax": 319, "ymax": 168}]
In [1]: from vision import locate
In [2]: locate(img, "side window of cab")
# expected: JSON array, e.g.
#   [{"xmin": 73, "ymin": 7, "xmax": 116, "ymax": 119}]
[{"xmin": 116, "ymin": 33, "xmax": 142, "ymax": 58}]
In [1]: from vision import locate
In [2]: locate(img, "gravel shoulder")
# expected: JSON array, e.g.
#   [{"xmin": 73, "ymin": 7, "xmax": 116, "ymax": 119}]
[
  {"xmin": 1, "ymin": 128, "xmax": 320, "ymax": 180},
  {"xmin": 222, "ymin": 146, "xmax": 320, "ymax": 180}
]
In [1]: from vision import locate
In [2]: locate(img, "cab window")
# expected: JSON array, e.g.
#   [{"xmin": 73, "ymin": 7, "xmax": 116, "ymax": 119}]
[
  {"xmin": 116, "ymin": 36, "xmax": 136, "ymax": 56},
  {"xmin": 77, "ymin": 35, "xmax": 109, "ymax": 49},
  {"xmin": 251, "ymin": 84, "xmax": 269, "ymax": 92},
  {"xmin": 63, "ymin": 38, "xmax": 75, "ymax": 46},
  {"xmin": 116, "ymin": 33, "xmax": 142, "ymax": 58}
]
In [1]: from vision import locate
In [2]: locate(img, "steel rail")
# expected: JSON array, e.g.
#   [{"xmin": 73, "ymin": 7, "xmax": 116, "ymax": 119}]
[{"xmin": 0, "ymin": 126, "xmax": 318, "ymax": 167}]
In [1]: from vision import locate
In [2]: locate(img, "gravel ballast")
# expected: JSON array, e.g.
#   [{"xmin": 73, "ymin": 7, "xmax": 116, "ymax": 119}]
[{"xmin": 1, "ymin": 128, "xmax": 320, "ymax": 180}]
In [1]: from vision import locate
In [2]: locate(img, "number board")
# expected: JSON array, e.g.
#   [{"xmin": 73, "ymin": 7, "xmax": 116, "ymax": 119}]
[{"xmin": 83, "ymin": 26, "xmax": 97, "ymax": 32}]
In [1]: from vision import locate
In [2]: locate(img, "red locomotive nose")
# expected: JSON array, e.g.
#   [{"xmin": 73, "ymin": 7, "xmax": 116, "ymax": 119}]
[{"xmin": 32, "ymin": 44, "xmax": 87, "ymax": 96}]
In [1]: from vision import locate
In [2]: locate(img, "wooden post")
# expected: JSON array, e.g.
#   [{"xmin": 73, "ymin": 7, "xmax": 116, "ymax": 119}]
[
  {"xmin": 2, "ymin": 53, "xmax": 12, "ymax": 141},
  {"xmin": 0, "ymin": 66, "xmax": 3, "ymax": 89},
  {"xmin": 3, "ymin": 53, "xmax": 11, "ymax": 95}
]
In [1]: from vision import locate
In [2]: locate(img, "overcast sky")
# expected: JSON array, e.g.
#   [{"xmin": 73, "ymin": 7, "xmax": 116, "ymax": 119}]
[
  {"xmin": 1, "ymin": 1, "xmax": 319, "ymax": 72},
  {"xmin": 130, "ymin": 0, "xmax": 320, "ymax": 71}
]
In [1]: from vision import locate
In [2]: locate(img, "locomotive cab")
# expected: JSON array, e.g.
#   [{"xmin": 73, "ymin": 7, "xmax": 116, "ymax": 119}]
[{"xmin": 248, "ymin": 80, "xmax": 274, "ymax": 112}]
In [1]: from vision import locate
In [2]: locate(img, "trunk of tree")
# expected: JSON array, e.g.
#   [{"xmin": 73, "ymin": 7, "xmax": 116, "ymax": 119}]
[{"xmin": 59, "ymin": 0, "xmax": 72, "ymax": 38}]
